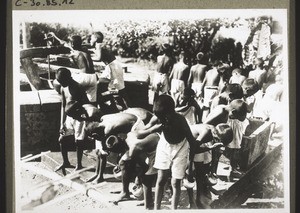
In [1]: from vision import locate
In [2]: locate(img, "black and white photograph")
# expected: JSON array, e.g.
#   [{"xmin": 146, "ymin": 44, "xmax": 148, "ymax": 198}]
[{"xmin": 12, "ymin": 9, "xmax": 290, "ymax": 212}]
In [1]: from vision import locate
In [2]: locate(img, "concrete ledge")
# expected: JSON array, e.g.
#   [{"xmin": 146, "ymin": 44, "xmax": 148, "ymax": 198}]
[
  {"xmin": 39, "ymin": 89, "xmax": 61, "ymax": 111},
  {"xmin": 20, "ymin": 91, "xmax": 41, "ymax": 113}
]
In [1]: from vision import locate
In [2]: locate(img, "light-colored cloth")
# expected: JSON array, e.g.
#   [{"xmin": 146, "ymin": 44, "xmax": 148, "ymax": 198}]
[
  {"xmin": 64, "ymin": 116, "xmax": 86, "ymax": 140},
  {"xmin": 203, "ymin": 86, "xmax": 219, "ymax": 108},
  {"xmin": 154, "ymin": 132, "xmax": 189, "ymax": 179},
  {"xmin": 152, "ymin": 72, "xmax": 169, "ymax": 93},
  {"xmin": 170, "ymin": 79, "xmax": 185, "ymax": 94},
  {"xmin": 178, "ymin": 106, "xmax": 197, "ymax": 125},
  {"xmin": 101, "ymin": 60, "xmax": 125, "ymax": 91},
  {"xmin": 191, "ymin": 82, "xmax": 203, "ymax": 98},
  {"xmin": 227, "ymin": 118, "xmax": 249, "ymax": 149},
  {"xmin": 72, "ymin": 73, "xmax": 98, "ymax": 103},
  {"xmin": 193, "ymin": 151, "xmax": 212, "ymax": 164}
]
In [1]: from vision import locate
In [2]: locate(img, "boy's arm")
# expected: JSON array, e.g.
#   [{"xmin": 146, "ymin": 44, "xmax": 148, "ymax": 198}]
[
  {"xmin": 135, "ymin": 116, "xmax": 162, "ymax": 139},
  {"xmin": 182, "ymin": 118, "xmax": 197, "ymax": 160},
  {"xmin": 59, "ymin": 89, "xmax": 67, "ymax": 133},
  {"xmin": 77, "ymin": 54, "xmax": 89, "ymax": 73},
  {"xmin": 187, "ymin": 68, "xmax": 193, "ymax": 88},
  {"xmin": 169, "ymin": 66, "xmax": 175, "ymax": 80},
  {"xmin": 91, "ymin": 44, "xmax": 102, "ymax": 61},
  {"xmin": 200, "ymin": 75, "xmax": 207, "ymax": 93},
  {"xmin": 203, "ymin": 106, "xmax": 226, "ymax": 125},
  {"xmin": 135, "ymin": 123, "xmax": 162, "ymax": 139},
  {"xmin": 191, "ymin": 100, "xmax": 202, "ymax": 124}
]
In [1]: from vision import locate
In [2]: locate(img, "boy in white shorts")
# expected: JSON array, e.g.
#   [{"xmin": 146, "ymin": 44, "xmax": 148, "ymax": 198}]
[{"xmin": 134, "ymin": 95, "xmax": 197, "ymax": 210}]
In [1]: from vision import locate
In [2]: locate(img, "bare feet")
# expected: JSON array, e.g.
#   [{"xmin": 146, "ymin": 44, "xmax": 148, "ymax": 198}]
[
  {"xmin": 54, "ymin": 163, "xmax": 75, "ymax": 175},
  {"xmin": 92, "ymin": 177, "xmax": 104, "ymax": 184},
  {"xmin": 112, "ymin": 192, "xmax": 131, "ymax": 205},
  {"xmin": 73, "ymin": 165, "xmax": 83, "ymax": 171},
  {"xmin": 86, "ymin": 174, "xmax": 98, "ymax": 183}
]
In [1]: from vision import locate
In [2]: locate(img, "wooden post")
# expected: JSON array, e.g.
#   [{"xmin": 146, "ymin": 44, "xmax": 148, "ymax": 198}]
[{"xmin": 211, "ymin": 143, "xmax": 283, "ymax": 209}]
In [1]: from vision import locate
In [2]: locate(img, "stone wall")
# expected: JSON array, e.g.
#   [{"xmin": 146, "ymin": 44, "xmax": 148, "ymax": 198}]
[{"xmin": 20, "ymin": 90, "xmax": 61, "ymax": 156}]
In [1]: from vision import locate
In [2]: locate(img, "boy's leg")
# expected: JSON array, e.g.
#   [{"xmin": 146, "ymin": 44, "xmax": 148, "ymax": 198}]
[
  {"xmin": 55, "ymin": 135, "xmax": 75, "ymax": 174},
  {"xmin": 154, "ymin": 169, "xmax": 169, "ymax": 210},
  {"xmin": 114, "ymin": 159, "xmax": 135, "ymax": 202},
  {"xmin": 86, "ymin": 151, "xmax": 107, "ymax": 183},
  {"xmin": 171, "ymin": 177, "xmax": 182, "ymax": 209},
  {"xmin": 142, "ymin": 174, "xmax": 156, "ymax": 210},
  {"xmin": 194, "ymin": 162, "xmax": 212, "ymax": 209},
  {"xmin": 75, "ymin": 139, "xmax": 84, "ymax": 170},
  {"xmin": 186, "ymin": 188, "xmax": 197, "ymax": 209},
  {"xmin": 230, "ymin": 148, "xmax": 243, "ymax": 178},
  {"xmin": 185, "ymin": 161, "xmax": 197, "ymax": 209}
]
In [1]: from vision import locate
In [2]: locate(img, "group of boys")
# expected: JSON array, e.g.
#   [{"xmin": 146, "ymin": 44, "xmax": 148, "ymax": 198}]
[{"xmin": 51, "ymin": 35, "xmax": 282, "ymax": 210}]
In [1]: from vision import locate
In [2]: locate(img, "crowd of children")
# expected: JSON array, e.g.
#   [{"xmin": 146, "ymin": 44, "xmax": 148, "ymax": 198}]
[{"xmin": 48, "ymin": 26, "xmax": 284, "ymax": 210}]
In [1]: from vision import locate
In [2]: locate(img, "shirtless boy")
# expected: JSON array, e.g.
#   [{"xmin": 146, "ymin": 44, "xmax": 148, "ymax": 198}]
[
  {"xmin": 169, "ymin": 51, "xmax": 190, "ymax": 105},
  {"xmin": 175, "ymin": 88, "xmax": 202, "ymax": 125},
  {"xmin": 85, "ymin": 108, "xmax": 157, "ymax": 206},
  {"xmin": 187, "ymin": 52, "xmax": 209, "ymax": 103},
  {"xmin": 204, "ymin": 99, "xmax": 248, "ymax": 126},
  {"xmin": 186, "ymin": 123, "xmax": 233, "ymax": 209},
  {"xmin": 210, "ymin": 83, "xmax": 244, "ymax": 111},
  {"xmin": 200, "ymin": 61, "xmax": 224, "ymax": 121},
  {"xmin": 70, "ymin": 35, "xmax": 95, "ymax": 74},
  {"xmin": 152, "ymin": 44, "xmax": 176, "ymax": 102},
  {"xmin": 90, "ymin": 31, "xmax": 130, "ymax": 109},
  {"xmin": 48, "ymin": 32, "xmax": 95, "ymax": 74},
  {"xmin": 55, "ymin": 68, "xmax": 98, "ymax": 173},
  {"xmin": 134, "ymin": 95, "xmax": 197, "ymax": 210}
]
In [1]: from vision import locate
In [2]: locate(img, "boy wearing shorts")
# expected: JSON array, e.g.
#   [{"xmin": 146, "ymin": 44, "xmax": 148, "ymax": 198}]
[{"xmin": 135, "ymin": 95, "xmax": 197, "ymax": 210}]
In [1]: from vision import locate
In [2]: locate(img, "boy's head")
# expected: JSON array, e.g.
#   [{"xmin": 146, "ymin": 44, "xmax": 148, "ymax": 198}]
[
  {"xmin": 196, "ymin": 52, "xmax": 204, "ymax": 61},
  {"xmin": 105, "ymin": 135, "xmax": 127, "ymax": 153},
  {"xmin": 218, "ymin": 63, "xmax": 231, "ymax": 73},
  {"xmin": 71, "ymin": 35, "xmax": 82, "ymax": 50},
  {"xmin": 212, "ymin": 123, "xmax": 233, "ymax": 147},
  {"xmin": 228, "ymin": 99, "xmax": 248, "ymax": 121},
  {"xmin": 85, "ymin": 122, "xmax": 105, "ymax": 141},
  {"xmin": 90, "ymin": 31, "xmax": 104, "ymax": 46},
  {"xmin": 56, "ymin": 68, "xmax": 72, "ymax": 87},
  {"xmin": 161, "ymin": 43, "xmax": 171, "ymax": 54},
  {"xmin": 221, "ymin": 83, "xmax": 244, "ymax": 101},
  {"xmin": 242, "ymin": 78, "xmax": 259, "ymax": 97},
  {"xmin": 232, "ymin": 68, "xmax": 242, "ymax": 75},
  {"xmin": 153, "ymin": 95, "xmax": 175, "ymax": 120}
]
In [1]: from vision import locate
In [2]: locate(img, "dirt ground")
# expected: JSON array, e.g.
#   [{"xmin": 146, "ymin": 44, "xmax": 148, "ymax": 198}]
[{"xmin": 20, "ymin": 161, "xmax": 194, "ymax": 212}]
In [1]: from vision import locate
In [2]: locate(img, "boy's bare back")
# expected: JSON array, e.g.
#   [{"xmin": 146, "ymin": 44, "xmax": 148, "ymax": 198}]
[
  {"xmin": 161, "ymin": 112, "xmax": 192, "ymax": 145},
  {"xmin": 157, "ymin": 55, "xmax": 174, "ymax": 74},
  {"xmin": 204, "ymin": 68, "xmax": 220, "ymax": 86},
  {"xmin": 189, "ymin": 64, "xmax": 207, "ymax": 83}
]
